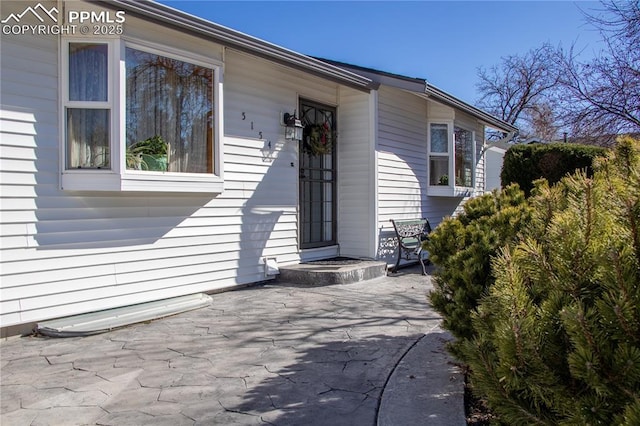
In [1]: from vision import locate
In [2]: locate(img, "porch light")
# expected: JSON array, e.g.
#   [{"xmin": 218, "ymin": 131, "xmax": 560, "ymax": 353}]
[{"xmin": 283, "ymin": 111, "xmax": 304, "ymax": 141}]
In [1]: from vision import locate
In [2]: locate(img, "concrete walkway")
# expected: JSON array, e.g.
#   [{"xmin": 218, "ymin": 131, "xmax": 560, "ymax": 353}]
[{"xmin": 0, "ymin": 265, "xmax": 465, "ymax": 425}]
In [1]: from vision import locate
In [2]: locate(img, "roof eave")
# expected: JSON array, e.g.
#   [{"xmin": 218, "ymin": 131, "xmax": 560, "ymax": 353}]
[
  {"xmin": 315, "ymin": 58, "xmax": 517, "ymax": 134},
  {"xmin": 97, "ymin": 0, "xmax": 375, "ymax": 92},
  {"xmin": 423, "ymin": 83, "xmax": 517, "ymax": 134}
]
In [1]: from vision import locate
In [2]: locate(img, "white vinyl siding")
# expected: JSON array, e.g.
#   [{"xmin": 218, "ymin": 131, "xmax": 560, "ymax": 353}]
[
  {"xmin": 375, "ymin": 87, "xmax": 427, "ymax": 264},
  {"xmin": 374, "ymin": 87, "xmax": 487, "ymax": 266},
  {"xmin": 337, "ymin": 88, "xmax": 375, "ymax": 258},
  {"xmin": 475, "ymin": 123, "xmax": 487, "ymax": 194},
  {"xmin": 0, "ymin": 15, "xmax": 341, "ymax": 328},
  {"xmin": 1, "ymin": 0, "xmax": 501, "ymax": 331},
  {"xmin": 223, "ymin": 48, "xmax": 343, "ymax": 263},
  {"xmin": 377, "ymin": 87, "xmax": 427, "ymax": 222}
]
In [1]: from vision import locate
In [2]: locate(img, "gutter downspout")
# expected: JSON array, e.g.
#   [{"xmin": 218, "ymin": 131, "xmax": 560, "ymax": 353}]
[{"xmin": 480, "ymin": 129, "xmax": 518, "ymax": 156}]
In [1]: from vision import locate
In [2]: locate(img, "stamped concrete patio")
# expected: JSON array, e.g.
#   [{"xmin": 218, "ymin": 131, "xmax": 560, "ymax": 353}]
[{"xmin": 0, "ymin": 265, "xmax": 464, "ymax": 425}]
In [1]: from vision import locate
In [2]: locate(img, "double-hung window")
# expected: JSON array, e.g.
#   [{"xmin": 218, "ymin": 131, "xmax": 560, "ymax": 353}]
[
  {"xmin": 454, "ymin": 126, "xmax": 474, "ymax": 187},
  {"xmin": 61, "ymin": 38, "xmax": 223, "ymax": 192},
  {"xmin": 65, "ymin": 42, "xmax": 111, "ymax": 170},
  {"xmin": 428, "ymin": 123, "xmax": 450, "ymax": 186},
  {"xmin": 427, "ymin": 121, "xmax": 476, "ymax": 196}
]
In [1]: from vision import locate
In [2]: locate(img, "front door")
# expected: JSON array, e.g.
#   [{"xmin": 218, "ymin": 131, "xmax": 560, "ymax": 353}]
[{"xmin": 299, "ymin": 100, "xmax": 337, "ymax": 249}]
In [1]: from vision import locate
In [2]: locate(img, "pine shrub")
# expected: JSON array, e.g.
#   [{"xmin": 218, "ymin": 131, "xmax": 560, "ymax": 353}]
[
  {"xmin": 462, "ymin": 136, "xmax": 640, "ymax": 425},
  {"xmin": 426, "ymin": 184, "xmax": 531, "ymax": 356}
]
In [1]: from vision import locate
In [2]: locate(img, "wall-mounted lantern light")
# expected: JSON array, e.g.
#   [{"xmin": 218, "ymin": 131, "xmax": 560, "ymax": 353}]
[{"xmin": 283, "ymin": 111, "xmax": 304, "ymax": 141}]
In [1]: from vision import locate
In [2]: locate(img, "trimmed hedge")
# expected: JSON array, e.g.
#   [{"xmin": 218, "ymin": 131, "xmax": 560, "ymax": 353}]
[{"xmin": 501, "ymin": 143, "xmax": 607, "ymax": 196}]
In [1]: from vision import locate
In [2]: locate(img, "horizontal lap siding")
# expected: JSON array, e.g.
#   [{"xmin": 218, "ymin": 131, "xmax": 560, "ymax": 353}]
[
  {"xmin": 223, "ymin": 48, "xmax": 337, "ymax": 275},
  {"xmin": 337, "ymin": 88, "xmax": 374, "ymax": 258},
  {"xmin": 0, "ymin": 12, "xmax": 337, "ymax": 328},
  {"xmin": 1, "ymin": 8, "xmax": 66, "ymax": 326},
  {"xmin": 224, "ymin": 50, "xmax": 339, "ymax": 263},
  {"xmin": 376, "ymin": 88, "xmax": 429, "ymax": 221},
  {"xmin": 475, "ymin": 123, "xmax": 487, "ymax": 194},
  {"xmin": 375, "ymin": 88, "xmax": 427, "ymax": 263},
  {"xmin": 374, "ymin": 88, "xmax": 478, "ymax": 264}
]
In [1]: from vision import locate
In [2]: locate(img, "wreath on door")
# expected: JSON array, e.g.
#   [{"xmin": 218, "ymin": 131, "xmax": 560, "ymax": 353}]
[{"xmin": 302, "ymin": 122, "xmax": 334, "ymax": 156}]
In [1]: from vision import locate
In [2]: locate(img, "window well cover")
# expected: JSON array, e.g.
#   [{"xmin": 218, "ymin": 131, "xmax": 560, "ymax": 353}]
[{"xmin": 37, "ymin": 293, "xmax": 212, "ymax": 337}]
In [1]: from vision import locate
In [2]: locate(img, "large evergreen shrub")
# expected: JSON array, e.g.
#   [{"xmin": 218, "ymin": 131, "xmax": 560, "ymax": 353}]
[
  {"xmin": 426, "ymin": 184, "xmax": 531, "ymax": 356},
  {"xmin": 501, "ymin": 143, "xmax": 607, "ymax": 196},
  {"xmin": 462, "ymin": 136, "xmax": 640, "ymax": 425}
]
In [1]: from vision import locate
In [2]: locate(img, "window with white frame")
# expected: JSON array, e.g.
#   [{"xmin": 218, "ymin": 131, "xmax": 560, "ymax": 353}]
[
  {"xmin": 66, "ymin": 42, "xmax": 111, "ymax": 169},
  {"xmin": 125, "ymin": 46, "xmax": 214, "ymax": 173},
  {"xmin": 428, "ymin": 121, "xmax": 475, "ymax": 195},
  {"xmin": 454, "ymin": 126, "xmax": 473, "ymax": 187},
  {"xmin": 62, "ymin": 38, "xmax": 222, "ymax": 192},
  {"xmin": 428, "ymin": 123, "xmax": 450, "ymax": 186}
]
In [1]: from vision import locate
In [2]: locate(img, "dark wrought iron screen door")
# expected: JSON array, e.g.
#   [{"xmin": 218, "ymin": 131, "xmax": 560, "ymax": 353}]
[{"xmin": 299, "ymin": 100, "xmax": 337, "ymax": 249}]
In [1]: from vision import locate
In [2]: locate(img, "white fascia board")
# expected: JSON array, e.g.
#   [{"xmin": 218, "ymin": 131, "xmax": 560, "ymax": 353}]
[
  {"xmin": 315, "ymin": 58, "xmax": 517, "ymax": 134},
  {"xmin": 98, "ymin": 0, "xmax": 375, "ymax": 92},
  {"xmin": 423, "ymin": 84, "xmax": 518, "ymax": 134}
]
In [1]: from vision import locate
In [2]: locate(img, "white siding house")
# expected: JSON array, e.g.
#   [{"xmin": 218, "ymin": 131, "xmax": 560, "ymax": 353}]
[
  {"xmin": 318, "ymin": 62, "xmax": 517, "ymax": 264},
  {"xmin": 0, "ymin": 0, "xmax": 516, "ymax": 336}
]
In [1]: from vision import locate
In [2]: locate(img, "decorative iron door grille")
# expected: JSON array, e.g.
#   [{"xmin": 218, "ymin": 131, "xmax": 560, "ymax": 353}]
[{"xmin": 298, "ymin": 100, "xmax": 337, "ymax": 249}]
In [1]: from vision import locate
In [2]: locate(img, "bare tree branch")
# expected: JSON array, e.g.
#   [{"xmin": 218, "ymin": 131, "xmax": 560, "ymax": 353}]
[
  {"xmin": 556, "ymin": 1, "xmax": 640, "ymax": 144},
  {"xmin": 477, "ymin": 1, "xmax": 639, "ymax": 146},
  {"xmin": 476, "ymin": 43, "xmax": 560, "ymax": 139}
]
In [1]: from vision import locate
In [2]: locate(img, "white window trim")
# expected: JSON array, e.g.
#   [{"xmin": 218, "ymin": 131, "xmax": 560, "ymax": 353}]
[
  {"xmin": 60, "ymin": 37, "xmax": 224, "ymax": 193},
  {"xmin": 453, "ymin": 124, "xmax": 476, "ymax": 189},
  {"xmin": 61, "ymin": 38, "xmax": 116, "ymax": 172},
  {"xmin": 427, "ymin": 120, "xmax": 476, "ymax": 197}
]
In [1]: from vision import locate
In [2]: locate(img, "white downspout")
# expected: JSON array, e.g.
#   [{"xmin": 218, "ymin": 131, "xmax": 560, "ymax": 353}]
[
  {"xmin": 369, "ymin": 89, "xmax": 379, "ymax": 260},
  {"xmin": 480, "ymin": 129, "xmax": 518, "ymax": 156}
]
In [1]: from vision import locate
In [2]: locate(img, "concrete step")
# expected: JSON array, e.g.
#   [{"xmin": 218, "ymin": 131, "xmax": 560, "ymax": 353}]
[{"xmin": 277, "ymin": 257, "xmax": 388, "ymax": 285}]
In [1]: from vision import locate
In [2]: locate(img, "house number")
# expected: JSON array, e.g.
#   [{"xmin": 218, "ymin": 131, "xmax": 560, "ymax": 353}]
[{"xmin": 241, "ymin": 112, "xmax": 262, "ymax": 138}]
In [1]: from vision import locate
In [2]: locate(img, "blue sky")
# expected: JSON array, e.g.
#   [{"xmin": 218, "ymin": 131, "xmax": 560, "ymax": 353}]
[{"xmin": 159, "ymin": 1, "xmax": 604, "ymax": 105}]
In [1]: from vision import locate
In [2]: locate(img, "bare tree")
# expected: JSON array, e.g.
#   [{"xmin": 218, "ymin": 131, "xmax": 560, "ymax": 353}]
[
  {"xmin": 585, "ymin": 0, "xmax": 640, "ymax": 48},
  {"xmin": 476, "ymin": 1, "xmax": 639, "ymax": 145},
  {"xmin": 476, "ymin": 43, "xmax": 560, "ymax": 139},
  {"xmin": 529, "ymin": 102, "xmax": 559, "ymax": 142},
  {"xmin": 556, "ymin": 1, "xmax": 640, "ymax": 144}
]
